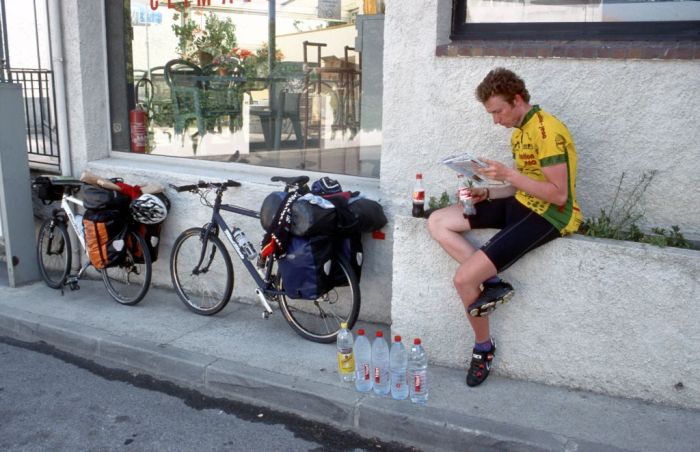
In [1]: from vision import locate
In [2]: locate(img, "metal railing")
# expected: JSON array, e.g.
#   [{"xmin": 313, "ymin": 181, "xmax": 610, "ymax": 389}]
[{"xmin": 8, "ymin": 68, "xmax": 60, "ymax": 170}]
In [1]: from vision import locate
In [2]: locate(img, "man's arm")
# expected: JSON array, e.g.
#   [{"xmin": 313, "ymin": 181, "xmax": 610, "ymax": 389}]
[{"xmin": 476, "ymin": 159, "xmax": 569, "ymax": 206}]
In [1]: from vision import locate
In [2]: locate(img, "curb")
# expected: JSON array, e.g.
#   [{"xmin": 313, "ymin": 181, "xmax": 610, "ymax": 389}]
[{"xmin": 0, "ymin": 305, "xmax": 628, "ymax": 451}]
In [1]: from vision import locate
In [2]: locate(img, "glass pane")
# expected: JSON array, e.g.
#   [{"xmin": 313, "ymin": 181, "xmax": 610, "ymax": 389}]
[
  {"xmin": 465, "ymin": 0, "xmax": 700, "ymax": 24},
  {"xmin": 126, "ymin": 0, "xmax": 381, "ymax": 178}
]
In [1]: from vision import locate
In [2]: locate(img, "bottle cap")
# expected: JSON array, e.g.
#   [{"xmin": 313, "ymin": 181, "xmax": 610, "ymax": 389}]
[
  {"xmin": 340, "ymin": 322, "xmax": 347, "ymax": 329},
  {"xmin": 414, "ymin": 338, "xmax": 422, "ymax": 345},
  {"xmin": 357, "ymin": 329, "xmax": 365, "ymax": 335},
  {"xmin": 376, "ymin": 331, "xmax": 383, "ymax": 337},
  {"xmin": 394, "ymin": 335, "xmax": 401, "ymax": 342},
  {"xmin": 416, "ymin": 173, "xmax": 422, "ymax": 179}
]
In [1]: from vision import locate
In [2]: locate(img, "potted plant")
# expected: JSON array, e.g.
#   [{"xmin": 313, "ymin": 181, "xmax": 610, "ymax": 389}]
[{"xmin": 172, "ymin": 10, "xmax": 237, "ymax": 67}]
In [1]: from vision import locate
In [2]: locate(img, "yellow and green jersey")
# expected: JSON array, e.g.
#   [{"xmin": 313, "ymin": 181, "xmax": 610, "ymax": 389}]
[{"xmin": 511, "ymin": 106, "xmax": 583, "ymax": 235}]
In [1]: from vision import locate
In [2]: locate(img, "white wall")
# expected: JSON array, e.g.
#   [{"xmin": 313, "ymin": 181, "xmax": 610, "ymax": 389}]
[{"xmin": 381, "ymin": 0, "xmax": 700, "ymax": 239}]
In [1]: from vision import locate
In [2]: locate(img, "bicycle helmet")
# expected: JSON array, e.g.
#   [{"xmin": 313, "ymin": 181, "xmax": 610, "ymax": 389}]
[{"xmin": 130, "ymin": 193, "xmax": 168, "ymax": 224}]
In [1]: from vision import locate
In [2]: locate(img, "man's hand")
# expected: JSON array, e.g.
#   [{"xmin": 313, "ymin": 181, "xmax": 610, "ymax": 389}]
[
  {"xmin": 475, "ymin": 158, "xmax": 516, "ymax": 183},
  {"xmin": 471, "ymin": 187, "xmax": 489, "ymax": 203}
]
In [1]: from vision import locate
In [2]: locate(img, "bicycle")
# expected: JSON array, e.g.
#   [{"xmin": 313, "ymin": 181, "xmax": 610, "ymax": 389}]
[
  {"xmin": 169, "ymin": 175, "xmax": 361, "ymax": 343},
  {"xmin": 33, "ymin": 176, "xmax": 153, "ymax": 305}
]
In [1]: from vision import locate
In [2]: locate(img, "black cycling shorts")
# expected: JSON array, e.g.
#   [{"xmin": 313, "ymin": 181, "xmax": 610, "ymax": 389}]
[{"xmin": 468, "ymin": 197, "xmax": 560, "ymax": 272}]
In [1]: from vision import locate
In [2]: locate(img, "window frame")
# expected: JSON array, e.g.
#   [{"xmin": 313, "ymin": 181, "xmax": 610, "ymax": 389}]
[{"xmin": 451, "ymin": 0, "xmax": 700, "ymax": 41}]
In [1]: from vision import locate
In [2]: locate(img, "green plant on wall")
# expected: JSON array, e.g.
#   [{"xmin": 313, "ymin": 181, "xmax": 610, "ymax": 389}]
[{"xmin": 579, "ymin": 171, "xmax": 695, "ymax": 249}]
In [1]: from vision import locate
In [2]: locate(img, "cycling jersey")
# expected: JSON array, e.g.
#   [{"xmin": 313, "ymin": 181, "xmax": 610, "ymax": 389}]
[{"xmin": 511, "ymin": 106, "xmax": 583, "ymax": 235}]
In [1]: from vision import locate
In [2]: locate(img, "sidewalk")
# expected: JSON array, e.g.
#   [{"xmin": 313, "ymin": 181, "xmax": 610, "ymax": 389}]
[{"xmin": 1, "ymin": 267, "xmax": 698, "ymax": 452}]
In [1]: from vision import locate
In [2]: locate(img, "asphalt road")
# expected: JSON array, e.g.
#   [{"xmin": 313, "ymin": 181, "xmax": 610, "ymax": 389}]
[{"xmin": 0, "ymin": 337, "xmax": 415, "ymax": 451}]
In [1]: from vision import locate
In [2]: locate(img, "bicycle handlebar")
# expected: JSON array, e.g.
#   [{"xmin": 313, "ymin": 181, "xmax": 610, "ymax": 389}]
[{"xmin": 170, "ymin": 180, "xmax": 241, "ymax": 193}]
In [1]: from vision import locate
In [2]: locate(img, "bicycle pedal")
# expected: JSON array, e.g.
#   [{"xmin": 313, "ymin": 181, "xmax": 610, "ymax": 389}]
[
  {"xmin": 262, "ymin": 311, "xmax": 271, "ymax": 319},
  {"xmin": 70, "ymin": 283, "xmax": 80, "ymax": 291}
]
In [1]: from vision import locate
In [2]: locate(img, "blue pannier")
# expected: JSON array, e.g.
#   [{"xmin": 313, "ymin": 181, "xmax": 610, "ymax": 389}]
[{"xmin": 278, "ymin": 235, "xmax": 333, "ymax": 299}]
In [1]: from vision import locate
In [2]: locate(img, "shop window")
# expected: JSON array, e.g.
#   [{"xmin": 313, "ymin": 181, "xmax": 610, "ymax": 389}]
[
  {"xmin": 452, "ymin": 0, "xmax": 700, "ymax": 41},
  {"xmin": 108, "ymin": 0, "xmax": 384, "ymax": 178}
]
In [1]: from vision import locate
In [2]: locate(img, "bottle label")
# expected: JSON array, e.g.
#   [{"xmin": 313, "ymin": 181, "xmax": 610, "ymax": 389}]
[
  {"xmin": 337, "ymin": 350, "xmax": 355, "ymax": 374},
  {"xmin": 412, "ymin": 190, "xmax": 425, "ymax": 203},
  {"xmin": 413, "ymin": 373, "xmax": 422, "ymax": 392},
  {"xmin": 458, "ymin": 187, "xmax": 471, "ymax": 202},
  {"xmin": 362, "ymin": 363, "xmax": 370, "ymax": 380},
  {"xmin": 374, "ymin": 366, "xmax": 381, "ymax": 384}
]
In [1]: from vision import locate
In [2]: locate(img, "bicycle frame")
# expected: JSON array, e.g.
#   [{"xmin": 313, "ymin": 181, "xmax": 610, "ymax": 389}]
[{"xmin": 58, "ymin": 193, "xmax": 87, "ymax": 252}]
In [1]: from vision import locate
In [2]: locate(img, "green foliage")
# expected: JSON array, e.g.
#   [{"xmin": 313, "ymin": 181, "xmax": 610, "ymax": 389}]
[
  {"xmin": 579, "ymin": 171, "xmax": 696, "ymax": 249},
  {"xmin": 428, "ymin": 191, "xmax": 452, "ymax": 210},
  {"xmin": 172, "ymin": 11, "xmax": 237, "ymax": 64}
]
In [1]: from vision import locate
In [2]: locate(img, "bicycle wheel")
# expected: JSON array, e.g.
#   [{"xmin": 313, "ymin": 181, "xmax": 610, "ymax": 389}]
[
  {"xmin": 102, "ymin": 230, "xmax": 152, "ymax": 306},
  {"xmin": 278, "ymin": 256, "xmax": 361, "ymax": 343},
  {"xmin": 170, "ymin": 227, "xmax": 233, "ymax": 315},
  {"xmin": 36, "ymin": 218, "xmax": 71, "ymax": 289}
]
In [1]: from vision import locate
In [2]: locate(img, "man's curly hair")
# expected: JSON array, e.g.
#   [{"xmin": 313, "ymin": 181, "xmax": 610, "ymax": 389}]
[{"xmin": 475, "ymin": 68, "xmax": 530, "ymax": 105}]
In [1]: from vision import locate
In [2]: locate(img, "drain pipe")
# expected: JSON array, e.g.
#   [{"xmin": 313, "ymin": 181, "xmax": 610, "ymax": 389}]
[{"xmin": 46, "ymin": 0, "xmax": 72, "ymax": 177}]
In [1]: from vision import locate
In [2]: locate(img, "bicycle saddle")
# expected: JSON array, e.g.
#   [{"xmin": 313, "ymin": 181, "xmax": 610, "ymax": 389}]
[{"xmin": 271, "ymin": 175, "xmax": 309, "ymax": 186}]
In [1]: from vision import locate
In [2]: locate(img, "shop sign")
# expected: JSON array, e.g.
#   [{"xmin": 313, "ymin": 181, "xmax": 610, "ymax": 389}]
[{"xmin": 133, "ymin": 4, "xmax": 162, "ymax": 25}]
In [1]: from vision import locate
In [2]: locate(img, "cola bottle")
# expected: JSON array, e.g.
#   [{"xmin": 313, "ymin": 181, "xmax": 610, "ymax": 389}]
[
  {"xmin": 458, "ymin": 175, "xmax": 476, "ymax": 218},
  {"xmin": 412, "ymin": 173, "xmax": 425, "ymax": 218}
]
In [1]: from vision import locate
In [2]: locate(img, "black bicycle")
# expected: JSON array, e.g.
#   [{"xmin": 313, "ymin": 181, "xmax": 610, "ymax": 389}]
[{"xmin": 169, "ymin": 176, "xmax": 360, "ymax": 343}]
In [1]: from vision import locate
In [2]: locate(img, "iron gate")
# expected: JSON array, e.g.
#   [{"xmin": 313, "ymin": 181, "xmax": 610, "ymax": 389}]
[{"xmin": 0, "ymin": 0, "xmax": 61, "ymax": 171}]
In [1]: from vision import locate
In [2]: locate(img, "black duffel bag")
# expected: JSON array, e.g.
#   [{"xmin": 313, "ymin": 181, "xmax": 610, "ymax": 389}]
[
  {"xmin": 260, "ymin": 191, "xmax": 337, "ymax": 237},
  {"xmin": 348, "ymin": 197, "xmax": 387, "ymax": 233},
  {"xmin": 82, "ymin": 185, "xmax": 131, "ymax": 211}
]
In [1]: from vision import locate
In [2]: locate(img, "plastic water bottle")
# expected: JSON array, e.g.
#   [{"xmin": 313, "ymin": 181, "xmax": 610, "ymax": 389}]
[
  {"xmin": 371, "ymin": 331, "xmax": 390, "ymax": 396},
  {"xmin": 412, "ymin": 173, "xmax": 425, "ymax": 218},
  {"xmin": 336, "ymin": 322, "xmax": 355, "ymax": 383},
  {"xmin": 389, "ymin": 335, "xmax": 409, "ymax": 400},
  {"xmin": 354, "ymin": 329, "xmax": 372, "ymax": 392},
  {"xmin": 232, "ymin": 227, "xmax": 257, "ymax": 260},
  {"xmin": 408, "ymin": 338, "xmax": 428, "ymax": 404}
]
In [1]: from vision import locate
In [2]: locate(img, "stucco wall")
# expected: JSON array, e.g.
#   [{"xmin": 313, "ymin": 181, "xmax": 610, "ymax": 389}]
[
  {"xmin": 392, "ymin": 215, "xmax": 700, "ymax": 409},
  {"xmin": 381, "ymin": 0, "xmax": 700, "ymax": 239}
]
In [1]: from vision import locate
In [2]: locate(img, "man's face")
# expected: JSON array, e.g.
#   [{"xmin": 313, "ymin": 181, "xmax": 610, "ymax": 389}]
[{"xmin": 483, "ymin": 95, "xmax": 522, "ymax": 128}]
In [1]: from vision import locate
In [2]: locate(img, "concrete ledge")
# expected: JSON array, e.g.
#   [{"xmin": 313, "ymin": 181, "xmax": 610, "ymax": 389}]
[{"xmin": 391, "ymin": 215, "xmax": 700, "ymax": 409}]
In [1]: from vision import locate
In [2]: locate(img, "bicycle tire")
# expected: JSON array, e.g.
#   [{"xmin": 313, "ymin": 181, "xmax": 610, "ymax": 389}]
[
  {"xmin": 278, "ymin": 256, "xmax": 361, "ymax": 343},
  {"xmin": 102, "ymin": 230, "xmax": 152, "ymax": 306},
  {"xmin": 170, "ymin": 227, "xmax": 233, "ymax": 315},
  {"xmin": 36, "ymin": 219, "xmax": 71, "ymax": 289}
]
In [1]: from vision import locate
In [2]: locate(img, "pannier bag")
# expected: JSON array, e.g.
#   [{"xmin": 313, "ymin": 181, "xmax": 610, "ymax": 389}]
[
  {"xmin": 32, "ymin": 176, "xmax": 64, "ymax": 203},
  {"xmin": 278, "ymin": 235, "xmax": 333, "ymax": 299},
  {"xmin": 333, "ymin": 234, "xmax": 363, "ymax": 285},
  {"xmin": 82, "ymin": 185, "xmax": 131, "ymax": 211},
  {"xmin": 83, "ymin": 209, "xmax": 127, "ymax": 269},
  {"xmin": 130, "ymin": 222, "xmax": 162, "ymax": 263}
]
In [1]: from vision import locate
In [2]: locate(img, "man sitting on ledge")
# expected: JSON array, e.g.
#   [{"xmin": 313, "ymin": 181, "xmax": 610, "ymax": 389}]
[{"xmin": 427, "ymin": 68, "xmax": 583, "ymax": 387}]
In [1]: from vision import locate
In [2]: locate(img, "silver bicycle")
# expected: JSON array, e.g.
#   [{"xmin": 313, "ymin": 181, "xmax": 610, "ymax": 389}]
[{"xmin": 33, "ymin": 176, "xmax": 152, "ymax": 305}]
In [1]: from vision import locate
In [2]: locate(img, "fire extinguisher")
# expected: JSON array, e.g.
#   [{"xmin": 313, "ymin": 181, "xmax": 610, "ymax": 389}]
[{"xmin": 129, "ymin": 105, "xmax": 148, "ymax": 153}]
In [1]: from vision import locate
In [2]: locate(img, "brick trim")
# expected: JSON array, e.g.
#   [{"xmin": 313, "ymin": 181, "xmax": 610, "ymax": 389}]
[{"xmin": 436, "ymin": 40, "xmax": 700, "ymax": 60}]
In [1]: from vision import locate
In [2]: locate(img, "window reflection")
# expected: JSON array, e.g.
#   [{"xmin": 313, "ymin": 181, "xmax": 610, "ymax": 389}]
[
  {"xmin": 465, "ymin": 0, "xmax": 700, "ymax": 24},
  {"xmin": 128, "ymin": 0, "xmax": 381, "ymax": 178}
]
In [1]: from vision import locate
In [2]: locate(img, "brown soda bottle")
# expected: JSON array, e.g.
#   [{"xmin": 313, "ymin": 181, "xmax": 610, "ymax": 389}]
[{"xmin": 412, "ymin": 173, "xmax": 425, "ymax": 218}]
